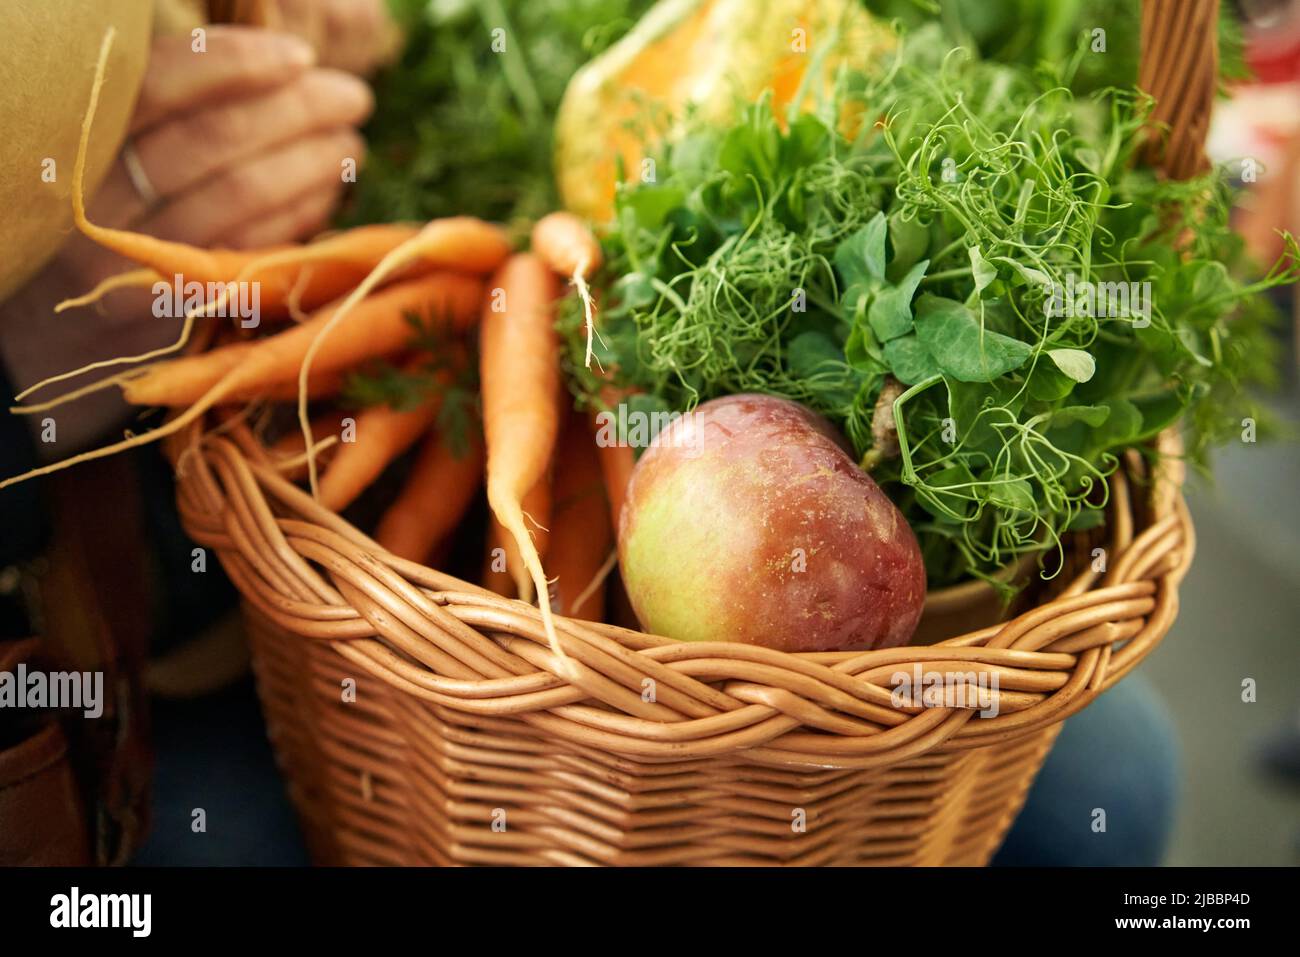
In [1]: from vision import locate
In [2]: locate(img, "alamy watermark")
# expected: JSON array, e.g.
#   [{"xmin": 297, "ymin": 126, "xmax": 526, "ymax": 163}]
[
  {"xmin": 153, "ymin": 275, "xmax": 261, "ymax": 329},
  {"xmin": 1041, "ymin": 273, "xmax": 1151, "ymax": 328},
  {"xmin": 890, "ymin": 665, "xmax": 1000, "ymax": 718},
  {"xmin": 594, "ymin": 404, "xmax": 704, "ymax": 450},
  {"xmin": 0, "ymin": 664, "xmax": 102, "ymax": 718},
  {"xmin": 50, "ymin": 887, "xmax": 150, "ymax": 937}
]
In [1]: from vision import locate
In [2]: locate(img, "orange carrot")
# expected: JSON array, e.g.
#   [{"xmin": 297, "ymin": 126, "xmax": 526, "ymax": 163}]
[
  {"xmin": 230, "ymin": 367, "xmax": 347, "ymax": 404},
  {"xmin": 548, "ymin": 412, "xmax": 614, "ymax": 622},
  {"xmin": 0, "ymin": 273, "xmax": 481, "ymax": 492},
  {"xmin": 116, "ymin": 273, "xmax": 479, "ymax": 407},
  {"xmin": 288, "ymin": 215, "xmax": 512, "ymax": 497},
  {"xmin": 23, "ymin": 234, "xmax": 424, "ymax": 407},
  {"xmin": 67, "ymin": 36, "xmax": 429, "ymax": 317},
  {"xmin": 482, "ymin": 477, "xmax": 549, "ymax": 597},
  {"xmin": 63, "ymin": 227, "xmax": 422, "ymax": 318},
  {"xmin": 590, "ymin": 381, "xmax": 637, "ymax": 534},
  {"xmin": 488, "ymin": 478, "xmax": 552, "ymax": 596},
  {"xmin": 479, "ymin": 253, "xmax": 568, "ymax": 668},
  {"xmin": 594, "ymin": 437, "xmax": 635, "ymax": 538},
  {"xmin": 317, "ymin": 355, "xmax": 455, "ymax": 512},
  {"xmin": 23, "ymin": 31, "xmax": 428, "ymax": 404},
  {"xmin": 374, "ymin": 430, "xmax": 485, "ymax": 564},
  {"xmin": 531, "ymin": 212, "xmax": 602, "ymax": 279},
  {"xmin": 532, "ymin": 212, "xmax": 602, "ymax": 369}
]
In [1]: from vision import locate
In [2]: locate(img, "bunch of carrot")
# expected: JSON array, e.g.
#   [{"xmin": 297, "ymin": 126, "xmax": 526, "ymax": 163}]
[{"xmin": 3, "ymin": 29, "xmax": 632, "ymax": 667}]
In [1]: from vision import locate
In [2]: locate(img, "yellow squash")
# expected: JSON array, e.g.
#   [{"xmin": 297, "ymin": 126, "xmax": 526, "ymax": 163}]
[{"xmin": 554, "ymin": 0, "xmax": 896, "ymax": 223}]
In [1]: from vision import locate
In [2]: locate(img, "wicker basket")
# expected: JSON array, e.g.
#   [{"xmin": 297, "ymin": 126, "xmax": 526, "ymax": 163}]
[
  {"xmin": 174, "ymin": 423, "xmax": 1190, "ymax": 865},
  {"xmin": 171, "ymin": 0, "xmax": 1215, "ymax": 865}
]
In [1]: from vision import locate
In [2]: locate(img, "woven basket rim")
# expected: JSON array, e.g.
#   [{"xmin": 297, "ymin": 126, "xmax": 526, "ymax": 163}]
[{"xmin": 169, "ymin": 416, "xmax": 1193, "ymax": 769}]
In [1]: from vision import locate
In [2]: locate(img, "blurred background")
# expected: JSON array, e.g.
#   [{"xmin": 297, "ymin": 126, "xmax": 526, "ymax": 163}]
[{"xmin": 1144, "ymin": 0, "xmax": 1300, "ymax": 866}]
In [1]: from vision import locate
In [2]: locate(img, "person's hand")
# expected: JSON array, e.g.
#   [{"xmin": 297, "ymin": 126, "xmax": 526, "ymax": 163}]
[
  {"xmin": 99, "ymin": 25, "xmax": 372, "ymax": 247},
  {"xmin": 0, "ymin": 25, "xmax": 374, "ymax": 454},
  {"xmin": 264, "ymin": 0, "xmax": 400, "ymax": 77}
]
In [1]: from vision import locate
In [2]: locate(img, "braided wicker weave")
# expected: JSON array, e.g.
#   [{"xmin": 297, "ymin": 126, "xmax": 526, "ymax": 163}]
[
  {"xmin": 171, "ymin": 0, "xmax": 1215, "ymax": 865},
  {"xmin": 172, "ymin": 419, "xmax": 1191, "ymax": 865}
]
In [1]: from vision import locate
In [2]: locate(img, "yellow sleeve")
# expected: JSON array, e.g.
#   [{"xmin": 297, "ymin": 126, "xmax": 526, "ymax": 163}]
[{"xmin": 0, "ymin": 0, "xmax": 154, "ymax": 301}]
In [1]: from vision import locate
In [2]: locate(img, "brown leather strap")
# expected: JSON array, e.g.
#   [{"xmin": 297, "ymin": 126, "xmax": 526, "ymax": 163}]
[
  {"xmin": 0, "ymin": 637, "xmax": 92, "ymax": 866},
  {"xmin": 37, "ymin": 456, "xmax": 154, "ymax": 866},
  {"xmin": 0, "ymin": 721, "xmax": 92, "ymax": 866}
]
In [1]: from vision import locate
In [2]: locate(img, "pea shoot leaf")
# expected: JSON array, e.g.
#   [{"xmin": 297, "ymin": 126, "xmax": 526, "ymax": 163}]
[
  {"xmin": 883, "ymin": 334, "xmax": 941, "ymax": 385},
  {"xmin": 913, "ymin": 295, "xmax": 1033, "ymax": 382},
  {"xmin": 835, "ymin": 212, "xmax": 889, "ymax": 307},
  {"xmin": 1047, "ymin": 348, "xmax": 1096, "ymax": 383},
  {"xmin": 868, "ymin": 259, "xmax": 930, "ymax": 342},
  {"xmin": 969, "ymin": 246, "xmax": 997, "ymax": 294}
]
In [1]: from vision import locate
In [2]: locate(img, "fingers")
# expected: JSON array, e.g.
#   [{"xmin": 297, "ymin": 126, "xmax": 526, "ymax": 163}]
[
  {"xmin": 133, "ymin": 69, "xmax": 372, "ymax": 199},
  {"xmin": 267, "ymin": 0, "xmax": 398, "ymax": 76},
  {"xmin": 130, "ymin": 26, "xmax": 316, "ymax": 135},
  {"xmin": 319, "ymin": 0, "xmax": 400, "ymax": 76},
  {"xmin": 139, "ymin": 128, "xmax": 364, "ymax": 248},
  {"xmin": 223, "ymin": 185, "xmax": 340, "ymax": 249}
]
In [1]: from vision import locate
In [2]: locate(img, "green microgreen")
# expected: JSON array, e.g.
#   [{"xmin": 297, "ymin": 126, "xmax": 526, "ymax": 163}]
[
  {"xmin": 557, "ymin": 18, "xmax": 1296, "ymax": 589},
  {"xmin": 341, "ymin": 309, "xmax": 481, "ymax": 458}
]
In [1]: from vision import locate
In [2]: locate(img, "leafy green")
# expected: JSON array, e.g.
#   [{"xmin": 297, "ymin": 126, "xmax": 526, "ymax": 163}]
[
  {"xmin": 913, "ymin": 295, "xmax": 1032, "ymax": 382},
  {"xmin": 341, "ymin": 0, "xmax": 652, "ymax": 230},
  {"xmin": 858, "ymin": 0, "xmax": 1250, "ymax": 94},
  {"xmin": 341, "ymin": 310, "xmax": 481, "ymax": 457},
  {"xmin": 869, "ymin": 259, "xmax": 929, "ymax": 341},
  {"xmin": 555, "ymin": 9, "xmax": 1296, "ymax": 588},
  {"xmin": 1047, "ymin": 348, "xmax": 1096, "ymax": 383}
]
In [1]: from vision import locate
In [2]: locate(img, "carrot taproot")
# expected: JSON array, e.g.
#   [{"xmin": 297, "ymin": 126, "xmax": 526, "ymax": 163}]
[
  {"xmin": 53, "ymin": 268, "xmax": 162, "ymax": 312},
  {"xmin": 481, "ymin": 522, "xmax": 516, "ymax": 598},
  {"xmin": 266, "ymin": 411, "xmax": 345, "ymax": 480},
  {"xmin": 479, "ymin": 253, "xmax": 568, "ymax": 669},
  {"xmin": 532, "ymin": 211, "xmax": 602, "ymax": 369},
  {"xmin": 57, "ymin": 228, "xmax": 422, "ymax": 319},
  {"xmin": 316, "ymin": 356, "xmax": 455, "ymax": 513},
  {"xmin": 547, "ymin": 411, "xmax": 614, "ymax": 622},
  {"xmin": 481, "ymin": 477, "xmax": 549, "ymax": 598},
  {"xmin": 0, "ymin": 273, "xmax": 481, "ymax": 492},
  {"xmin": 69, "ymin": 34, "xmax": 431, "ymax": 308},
  {"xmin": 488, "ymin": 477, "xmax": 552, "ymax": 598},
  {"xmin": 23, "ymin": 232, "xmax": 424, "ymax": 405},
  {"xmin": 70, "ymin": 36, "xmax": 428, "ymax": 312},
  {"xmin": 594, "ymin": 436, "xmax": 635, "ymax": 537},
  {"xmin": 374, "ymin": 429, "xmax": 485, "ymax": 564},
  {"xmin": 589, "ymin": 381, "xmax": 637, "ymax": 534}
]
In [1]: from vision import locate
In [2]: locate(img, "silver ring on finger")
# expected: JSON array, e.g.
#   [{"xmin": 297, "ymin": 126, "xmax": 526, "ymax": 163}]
[{"xmin": 121, "ymin": 139, "xmax": 162, "ymax": 212}]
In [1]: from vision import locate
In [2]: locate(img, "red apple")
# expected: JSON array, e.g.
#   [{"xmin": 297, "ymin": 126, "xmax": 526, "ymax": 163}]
[{"xmin": 618, "ymin": 394, "xmax": 926, "ymax": 652}]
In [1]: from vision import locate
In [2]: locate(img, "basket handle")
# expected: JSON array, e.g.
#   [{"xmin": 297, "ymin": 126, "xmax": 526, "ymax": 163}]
[{"xmin": 1139, "ymin": 0, "xmax": 1220, "ymax": 180}]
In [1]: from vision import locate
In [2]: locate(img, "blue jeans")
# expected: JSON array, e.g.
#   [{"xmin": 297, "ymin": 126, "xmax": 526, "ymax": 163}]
[
  {"xmin": 994, "ymin": 673, "xmax": 1180, "ymax": 866},
  {"xmin": 134, "ymin": 673, "xmax": 1179, "ymax": 866}
]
